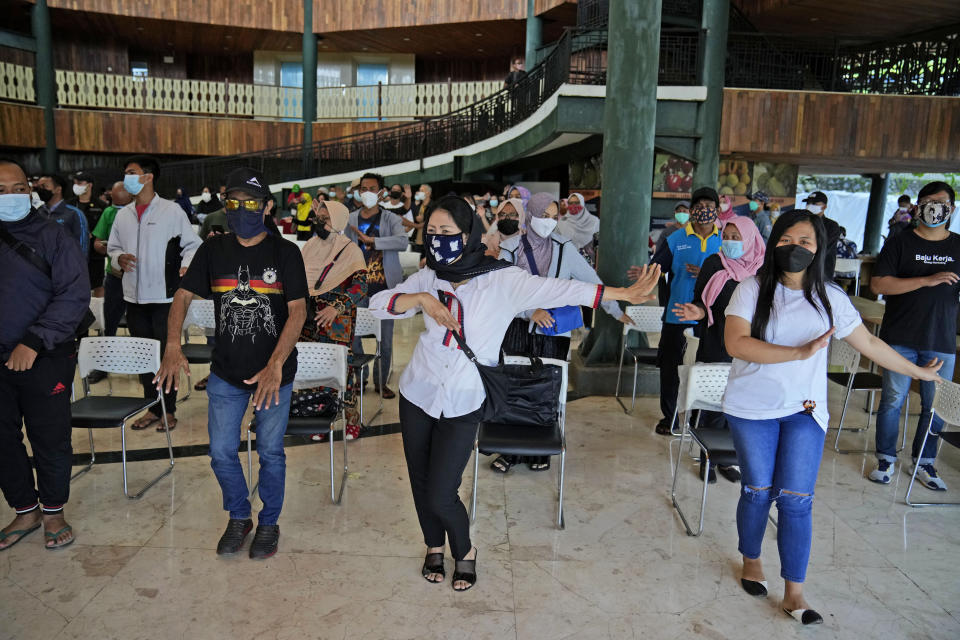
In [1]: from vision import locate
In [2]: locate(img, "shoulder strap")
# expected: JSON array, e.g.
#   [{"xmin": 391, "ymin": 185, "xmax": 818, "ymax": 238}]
[
  {"xmin": 519, "ymin": 235, "xmax": 540, "ymax": 276},
  {"xmin": 0, "ymin": 226, "xmax": 52, "ymax": 278},
  {"xmin": 555, "ymin": 239, "xmax": 564, "ymax": 277}
]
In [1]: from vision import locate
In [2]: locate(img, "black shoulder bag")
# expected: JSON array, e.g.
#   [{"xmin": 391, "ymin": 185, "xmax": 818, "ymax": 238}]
[
  {"xmin": 0, "ymin": 226, "xmax": 95, "ymax": 338},
  {"xmin": 439, "ymin": 290, "xmax": 562, "ymax": 426}
]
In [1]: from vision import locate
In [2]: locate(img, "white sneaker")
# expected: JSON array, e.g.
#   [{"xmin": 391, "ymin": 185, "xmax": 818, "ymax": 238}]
[
  {"xmin": 911, "ymin": 462, "xmax": 948, "ymax": 491},
  {"xmin": 868, "ymin": 459, "xmax": 895, "ymax": 484}
]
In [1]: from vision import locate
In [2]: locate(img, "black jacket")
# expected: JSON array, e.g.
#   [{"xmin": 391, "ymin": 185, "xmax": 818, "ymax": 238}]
[{"xmin": 0, "ymin": 210, "xmax": 90, "ymax": 359}]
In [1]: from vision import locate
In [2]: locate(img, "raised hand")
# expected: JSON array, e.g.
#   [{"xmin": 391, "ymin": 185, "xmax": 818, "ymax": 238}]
[{"xmin": 673, "ymin": 302, "xmax": 705, "ymax": 322}]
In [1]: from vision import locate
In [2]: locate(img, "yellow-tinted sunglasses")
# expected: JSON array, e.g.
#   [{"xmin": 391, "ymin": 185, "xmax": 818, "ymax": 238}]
[{"xmin": 224, "ymin": 198, "xmax": 262, "ymax": 211}]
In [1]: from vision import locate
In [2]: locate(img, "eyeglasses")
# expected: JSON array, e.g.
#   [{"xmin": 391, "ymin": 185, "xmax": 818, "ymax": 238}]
[{"xmin": 224, "ymin": 198, "xmax": 263, "ymax": 211}]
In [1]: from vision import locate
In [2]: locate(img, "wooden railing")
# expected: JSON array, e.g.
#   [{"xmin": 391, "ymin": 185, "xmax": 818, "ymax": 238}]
[{"xmin": 0, "ymin": 63, "xmax": 501, "ymax": 121}]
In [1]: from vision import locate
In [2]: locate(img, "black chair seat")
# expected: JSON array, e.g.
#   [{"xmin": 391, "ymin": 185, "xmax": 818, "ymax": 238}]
[
  {"xmin": 477, "ymin": 422, "xmax": 563, "ymax": 457},
  {"xmin": 71, "ymin": 396, "xmax": 156, "ymax": 429},
  {"xmin": 349, "ymin": 353, "xmax": 376, "ymax": 370},
  {"xmin": 182, "ymin": 343, "xmax": 213, "ymax": 364},
  {"xmin": 625, "ymin": 346, "xmax": 658, "ymax": 366},
  {"xmin": 690, "ymin": 428, "xmax": 739, "ymax": 467},
  {"xmin": 827, "ymin": 371, "xmax": 883, "ymax": 390},
  {"xmin": 251, "ymin": 415, "xmax": 335, "ymax": 437},
  {"xmin": 940, "ymin": 431, "xmax": 960, "ymax": 449}
]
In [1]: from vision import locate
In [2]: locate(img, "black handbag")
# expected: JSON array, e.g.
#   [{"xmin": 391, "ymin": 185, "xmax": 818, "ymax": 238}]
[
  {"xmin": 441, "ymin": 292, "xmax": 561, "ymax": 426},
  {"xmin": 289, "ymin": 387, "xmax": 341, "ymax": 419}
]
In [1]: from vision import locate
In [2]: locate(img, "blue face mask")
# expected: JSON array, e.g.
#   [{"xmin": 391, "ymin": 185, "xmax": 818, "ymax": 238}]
[
  {"xmin": 489, "ymin": 198, "xmax": 499, "ymax": 208},
  {"xmin": 0, "ymin": 193, "xmax": 32, "ymax": 222},
  {"xmin": 674, "ymin": 212, "xmax": 690, "ymax": 225},
  {"xmin": 124, "ymin": 174, "xmax": 145, "ymax": 196},
  {"xmin": 748, "ymin": 200, "xmax": 760, "ymax": 212},
  {"xmin": 226, "ymin": 208, "xmax": 268, "ymax": 239},
  {"xmin": 722, "ymin": 239, "xmax": 745, "ymax": 260},
  {"xmin": 425, "ymin": 232, "xmax": 465, "ymax": 265}
]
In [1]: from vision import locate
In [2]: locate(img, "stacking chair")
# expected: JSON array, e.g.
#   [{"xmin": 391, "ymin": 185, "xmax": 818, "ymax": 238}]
[
  {"xmin": 834, "ymin": 258, "xmax": 862, "ymax": 295},
  {"xmin": 86, "ymin": 296, "xmax": 114, "ymax": 394},
  {"xmin": 614, "ymin": 305, "xmax": 664, "ymax": 413},
  {"xmin": 70, "ymin": 337, "xmax": 175, "ymax": 499},
  {"xmin": 906, "ymin": 378, "xmax": 960, "ymax": 507},
  {"xmin": 471, "ymin": 357, "xmax": 568, "ymax": 529},
  {"xmin": 246, "ymin": 342, "xmax": 349, "ymax": 505},
  {"xmin": 352, "ymin": 307, "xmax": 385, "ymax": 426},
  {"xmin": 670, "ymin": 363, "xmax": 735, "ymax": 536},
  {"xmin": 829, "ymin": 338, "xmax": 908, "ymax": 454},
  {"xmin": 178, "ymin": 298, "xmax": 216, "ymax": 404},
  {"xmin": 667, "ymin": 327, "xmax": 701, "ymax": 436}
]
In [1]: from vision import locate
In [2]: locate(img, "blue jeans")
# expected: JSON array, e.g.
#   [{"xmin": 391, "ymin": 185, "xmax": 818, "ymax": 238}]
[
  {"xmin": 206, "ymin": 372, "xmax": 292, "ymax": 525},
  {"xmin": 876, "ymin": 345, "xmax": 956, "ymax": 465},
  {"xmin": 725, "ymin": 412, "xmax": 825, "ymax": 583}
]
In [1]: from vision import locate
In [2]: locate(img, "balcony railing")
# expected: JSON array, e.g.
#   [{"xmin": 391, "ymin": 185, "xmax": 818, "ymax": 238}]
[{"xmin": 0, "ymin": 65, "xmax": 502, "ymax": 121}]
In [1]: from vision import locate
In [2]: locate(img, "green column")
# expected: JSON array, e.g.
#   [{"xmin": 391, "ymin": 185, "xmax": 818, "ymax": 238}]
[
  {"xmin": 863, "ymin": 173, "xmax": 889, "ymax": 254},
  {"xmin": 694, "ymin": 0, "xmax": 729, "ymax": 190},
  {"xmin": 581, "ymin": 0, "xmax": 662, "ymax": 364},
  {"xmin": 525, "ymin": 0, "xmax": 543, "ymax": 67},
  {"xmin": 302, "ymin": 0, "xmax": 317, "ymax": 175},
  {"xmin": 31, "ymin": 0, "xmax": 58, "ymax": 173}
]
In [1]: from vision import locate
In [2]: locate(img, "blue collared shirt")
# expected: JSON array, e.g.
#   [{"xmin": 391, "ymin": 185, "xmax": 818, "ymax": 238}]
[{"xmin": 651, "ymin": 222, "xmax": 721, "ymax": 324}]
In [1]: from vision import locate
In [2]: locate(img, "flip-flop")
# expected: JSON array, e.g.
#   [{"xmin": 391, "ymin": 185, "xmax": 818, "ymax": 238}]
[
  {"xmin": 44, "ymin": 525, "xmax": 75, "ymax": 550},
  {"xmin": 156, "ymin": 417, "xmax": 177, "ymax": 432},
  {"xmin": 131, "ymin": 415, "xmax": 160, "ymax": 431},
  {"xmin": 0, "ymin": 523, "xmax": 41, "ymax": 551}
]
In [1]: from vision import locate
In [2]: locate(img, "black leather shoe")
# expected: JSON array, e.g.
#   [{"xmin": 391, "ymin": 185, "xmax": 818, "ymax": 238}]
[
  {"xmin": 718, "ymin": 465, "xmax": 741, "ymax": 483},
  {"xmin": 249, "ymin": 524, "xmax": 280, "ymax": 560},
  {"xmin": 783, "ymin": 607, "xmax": 823, "ymax": 625},
  {"xmin": 216, "ymin": 518, "xmax": 253, "ymax": 555},
  {"xmin": 375, "ymin": 385, "xmax": 396, "ymax": 399},
  {"xmin": 654, "ymin": 418, "xmax": 674, "ymax": 435},
  {"xmin": 740, "ymin": 578, "xmax": 768, "ymax": 597}
]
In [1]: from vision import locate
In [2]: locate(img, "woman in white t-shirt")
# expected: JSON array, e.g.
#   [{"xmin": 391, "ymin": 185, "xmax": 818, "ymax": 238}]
[{"xmin": 722, "ymin": 210, "xmax": 942, "ymax": 626}]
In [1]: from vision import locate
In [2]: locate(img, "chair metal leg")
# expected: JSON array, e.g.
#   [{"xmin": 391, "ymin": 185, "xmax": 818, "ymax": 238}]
[
  {"xmin": 71, "ymin": 428, "xmax": 96, "ymax": 481},
  {"xmin": 470, "ymin": 441, "xmax": 480, "ymax": 523},
  {"xmin": 905, "ymin": 415, "xmax": 960, "ymax": 507},
  {"xmin": 332, "ymin": 411, "xmax": 349, "ymax": 505},
  {"xmin": 899, "ymin": 396, "xmax": 909, "ymax": 452},
  {"xmin": 614, "ymin": 340, "xmax": 637, "ymax": 414},
  {"xmin": 614, "ymin": 337, "xmax": 625, "ymax": 404},
  {"xmin": 557, "ymin": 445, "xmax": 566, "ymax": 530},
  {"xmin": 630, "ymin": 360, "xmax": 639, "ymax": 412},
  {"xmin": 122, "ymin": 397, "xmax": 175, "ymax": 500},
  {"xmin": 247, "ymin": 425, "xmax": 255, "ymax": 496},
  {"xmin": 834, "ymin": 386, "xmax": 872, "ymax": 454},
  {"xmin": 671, "ymin": 422, "xmax": 708, "ymax": 536}
]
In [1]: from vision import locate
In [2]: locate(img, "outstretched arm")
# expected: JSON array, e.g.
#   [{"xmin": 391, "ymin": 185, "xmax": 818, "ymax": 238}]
[{"xmin": 843, "ymin": 324, "xmax": 943, "ymax": 381}]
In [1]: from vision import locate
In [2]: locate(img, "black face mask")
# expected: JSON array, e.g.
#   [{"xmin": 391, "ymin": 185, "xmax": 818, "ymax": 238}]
[
  {"xmin": 316, "ymin": 225, "xmax": 331, "ymax": 240},
  {"xmin": 774, "ymin": 244, "xmax": 816, "ymax": 273},
  {"xmin": 389, "ymin": 190, "xmax": 402, "ymax": 200},
  {"xmin": 498, "ymin": 219, "xmax": 519, "ymax": 236},
  {"xmin": 35, "ymin": 187, "xmax": 54, "ymax": 204}
]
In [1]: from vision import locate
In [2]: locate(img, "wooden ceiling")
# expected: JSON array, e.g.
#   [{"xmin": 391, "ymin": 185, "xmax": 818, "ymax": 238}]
[{"xmin": 734, "ymin": 0, "xmax": 960, "ymax": 39}]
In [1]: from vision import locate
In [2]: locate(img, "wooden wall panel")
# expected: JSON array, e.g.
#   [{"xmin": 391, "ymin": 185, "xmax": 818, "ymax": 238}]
[
  {"xmin": 0, "ymin": 46, "xmax": 35, "ymax": 67},
  {"xmin": 719, "ymin": 89, "xmax": 960, "ymax": 171},
  {"xmin": 53, "ymin": 39, "xmax": 128, "ymax": 74},
  {"xmin": 416, "ymin": 56, "xmax": 514, "ymax": 83},
  {"xmin": 0, "ymin": 103, "xmax": 46, "ymax": 149},
  {"xmin": 49, "ymin": 109, "xmax": 391, "ymax": 156}
]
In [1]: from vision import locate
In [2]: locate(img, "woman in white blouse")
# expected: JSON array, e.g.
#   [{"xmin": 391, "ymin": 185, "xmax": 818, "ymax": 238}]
[
  {"xmin": 369, "ymin": 196, "xmax": 660, "ymax": 592},
  {"xmin": 722, "ymin": 210, "xmax": 942, "ymax": 626}
]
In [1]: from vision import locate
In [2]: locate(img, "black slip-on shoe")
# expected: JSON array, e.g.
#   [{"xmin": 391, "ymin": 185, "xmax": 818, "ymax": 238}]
[
  {"xmin": 249, "ymin": 524, "xmax": 280, "ymax": 560},
  {"xmin": 216, "ymin": 518, "xmax": 253, "ymax": 556}
]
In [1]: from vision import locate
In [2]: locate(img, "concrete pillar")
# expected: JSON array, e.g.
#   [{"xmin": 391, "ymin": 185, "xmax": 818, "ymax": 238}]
[
  {"xmin": 864, "ymin": 173, "xmax": 889, "ymax": 254},
  {"xmin": 581, "ymin": 0, "xmax": 662, "ymax": 365},
  {"xmin": 302, "ymin": 0, "xmax": 317, "ymax": 175},
  {"xmin": 31, "ymin": 0, "xmax": 58, "ymax": 173},
  {"xmin": 694, "ymin": 0, "xmax": 729, "ymax": 190},
  {"xmin": 525, "ymin": 0, "xmax": 543, "ymax": 68}
]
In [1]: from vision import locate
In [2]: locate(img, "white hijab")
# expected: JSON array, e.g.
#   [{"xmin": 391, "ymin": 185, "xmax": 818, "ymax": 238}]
[{"xmin": 557, "ymin": 192, "xmax": 599, "ymax": 249}]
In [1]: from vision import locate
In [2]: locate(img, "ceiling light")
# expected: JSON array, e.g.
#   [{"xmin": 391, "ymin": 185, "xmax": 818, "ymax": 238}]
[
  {"xmin": 435, "ymin": 51, "xmax": 442, "ymax": 55},
  {"xmin": 402, "ymin": 37, "xmax": 410, "ymax": 41},
  {"xmin": 475, "ymin": 33, "xmax": 482, "ymax": 37},
  {"xmin": 225, "ymin": 34, "xmax": 233, "ymax": 39},
  {"xmin": 362, "ymin": 47, "xmax": 368, "ymax": 50},
  {"xmin": 477, "ymin": 48, "xmax": 484, "ymax": 52}
]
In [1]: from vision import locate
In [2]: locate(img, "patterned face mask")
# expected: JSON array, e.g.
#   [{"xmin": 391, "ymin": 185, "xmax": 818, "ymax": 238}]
[
  {"xmin": 690, "ymin": 204, "xmax": 718, "ymax": 224},
  {"xmin": 425, "ymin": 233, "xmax": 465, "ymax": 265},
  {"xmin": 917, "ymin": 200, "xmax": 953, "ymax": 228}
]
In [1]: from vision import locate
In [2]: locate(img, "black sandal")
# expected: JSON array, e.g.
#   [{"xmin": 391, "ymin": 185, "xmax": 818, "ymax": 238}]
[
  {"xmin": 421, "ymin": 552, "xmax": 445, "ymax": 583},
  {"xmin": 452, "ymin": 550, "xmax": 477, "ymax": 592},
  {"xmin": 490, "ymin": 455, "xmax": 516, "ymax": 474},
  {"xmin": 527, "ymin": 456, "xmax": 551, "ymax": 472}
]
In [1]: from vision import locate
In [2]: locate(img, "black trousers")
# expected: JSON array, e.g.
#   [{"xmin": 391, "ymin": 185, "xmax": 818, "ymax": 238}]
[
  {"xmin": 103, "ymin": 272, "xmax": 127, "ymax": 337},
  {"xmin": 657, "ymin": 323, "xmax": 688, "ymax": 423},
  {"xmin": 398, "ymin": 394, "xmax": 480, "ymax": 560},
  {"xmin": 125, "ymin": 302, "xmax": 176, "ymax": 414},
  {"xmin": 0, "ymin": 354, "xmax": 76, "ymax": 510}
]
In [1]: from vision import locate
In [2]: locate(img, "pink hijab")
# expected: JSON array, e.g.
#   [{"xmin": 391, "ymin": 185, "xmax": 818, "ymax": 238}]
[
  {"xmin": 717, "ymin": 195, "xmax": 736, "ymax": 222},
  {"xmin": 701, "ymin": 216, "xmax": 765, "ymax": 326}
]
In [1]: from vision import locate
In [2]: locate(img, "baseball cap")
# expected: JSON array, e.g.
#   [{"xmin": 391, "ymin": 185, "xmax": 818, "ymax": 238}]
[
  {"xmin": 690, "ymin": 186, "xmax": 720, "ymax": 207},
  {"xmin": 674, "ymin": 200, "xmax": 691, "ymax": 211},
  {"xmin": 71, "ymin": 169, "xmax": 94, "ymax": 183},
  {"xmin": 802, "ymin": 191, "xmax": 828, "ymax": 205},
  {"xmin": 225, "ymin": 167, "xmax": 272, "ymax": 200},
  {"xmin": 750, "ymin": 191, "xmax": 770, "ymax": 203}
]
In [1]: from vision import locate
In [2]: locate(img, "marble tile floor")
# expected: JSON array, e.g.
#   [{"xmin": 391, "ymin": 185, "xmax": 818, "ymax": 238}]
[{"xmin": 4, "ymin": 318, "xmax": 960, "ymax": 639}]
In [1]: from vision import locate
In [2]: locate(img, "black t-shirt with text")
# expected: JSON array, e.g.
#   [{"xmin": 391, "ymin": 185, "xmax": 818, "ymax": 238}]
[
  {"xmin": 874, "ymin": 229, "xmax": 960, "ymax": 353},
  {"xmin": 180, "ymin": 234, "xmax": 308, "ymax": 390}
]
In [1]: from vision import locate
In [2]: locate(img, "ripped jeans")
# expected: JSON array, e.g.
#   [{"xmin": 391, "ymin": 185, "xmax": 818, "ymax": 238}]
[{"xmin": 725, "ymin": 412, "xmax": 825, "ymax": 583}]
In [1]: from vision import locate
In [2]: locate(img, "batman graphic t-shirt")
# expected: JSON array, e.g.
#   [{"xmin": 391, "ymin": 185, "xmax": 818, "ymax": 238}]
[{"xmin": 180, "ymin": 233, "xmax": 308, "ymax": 390}]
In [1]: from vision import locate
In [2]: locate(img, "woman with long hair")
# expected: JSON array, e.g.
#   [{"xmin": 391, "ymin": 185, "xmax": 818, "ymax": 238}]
[
  {"xmin": 299, "ymin": 201, "xmax": 368, "ymax": 439},
  {"xmin": 721, "ymin": 210, "xmax": 942, "ymax": 625},
  {"xmin": 368, "ymin": 196, "xmax": 660, "ymax": 592}
]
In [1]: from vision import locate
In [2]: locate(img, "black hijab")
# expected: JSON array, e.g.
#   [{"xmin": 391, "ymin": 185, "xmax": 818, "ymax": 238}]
[{"xmin": 425, "ymin": 196, "xmax": 512, "ymax": 282}]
